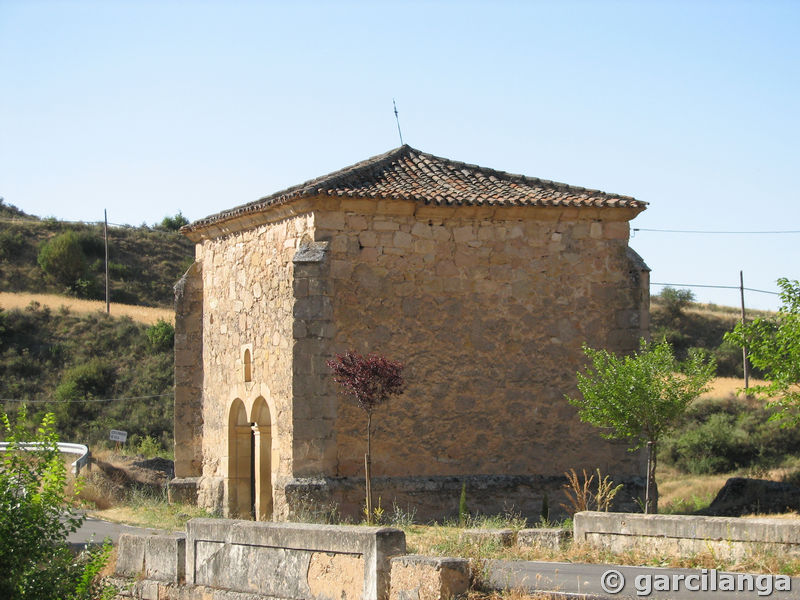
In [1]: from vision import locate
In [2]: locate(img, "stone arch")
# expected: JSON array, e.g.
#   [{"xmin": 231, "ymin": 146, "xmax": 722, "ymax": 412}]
[
  {"xmin": 227, "ymin": 398, "xmax": 253, "ymax": 518},
  {"xmin": 251, "ymin": 396, "xmax": 273, "ymax": 520}
]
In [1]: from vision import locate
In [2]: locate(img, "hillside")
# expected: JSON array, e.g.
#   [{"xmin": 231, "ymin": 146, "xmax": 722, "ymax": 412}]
[
  {"xmin": 650, "ymin": 295, "xmax": 771, "ymax": 378},
  {"xmin": 0, "ymin": 303, "xmax": 173, "ymax": 450},
  {"xmin": 0, "ymin": 199, "xmax": 193, "ymax": 307},
  {"xmin": 0, "ymin": 201, "xmax": 183, "ymax": 449}
]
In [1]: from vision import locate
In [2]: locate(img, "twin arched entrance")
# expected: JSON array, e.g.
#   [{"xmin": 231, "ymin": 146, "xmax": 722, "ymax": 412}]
[{"xmin": 228, "ymin": 397, "xmax": 273, "ymax": 520}]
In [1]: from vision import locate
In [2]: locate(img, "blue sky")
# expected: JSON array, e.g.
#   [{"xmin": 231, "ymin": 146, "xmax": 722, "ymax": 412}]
[{"xmin": 1, "ymin": 1, "xmax": 798, "ymax": 310}]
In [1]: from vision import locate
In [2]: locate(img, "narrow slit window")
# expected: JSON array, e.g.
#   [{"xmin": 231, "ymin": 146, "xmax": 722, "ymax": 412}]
[{"xmin": 244, "ymin": 349, "xmax": 252, "ymax": 383}]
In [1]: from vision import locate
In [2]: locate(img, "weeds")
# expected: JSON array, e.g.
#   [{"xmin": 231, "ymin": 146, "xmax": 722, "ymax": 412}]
[
  {"xmin": 660, "ymin": 493, "xmax": 714, "ymax": 515},
  {"xmin": 561, "ymin": 468, "xmax": 593, "ymax": 514},
  {"xmin": 405, "ymin": 524, "xmax": 800, "ymax": 576},
  {"xmin": 120, "ymin": 435, "xmax": 166, "ymax": 460},
  {"xmin": 560, "ymin": 468, "xmax": 622, "ymax": 514},
  {"xmin": 595, "ymin": 470, "xmax": 624, "ymax": 511},
  {"xmin": 388, "ymin": 502, "xmax": 417, "ymax": 527},
  {"xmin": 459, "ymin": 481, "xmax": 469, "ymax": 526},
  {"xmin": 362, "ymin": 496, "xmax": 385, "ymax": 525},
  {"xmin": 289, "ymin": 492, "xmax": 342, "ymax": 525}
]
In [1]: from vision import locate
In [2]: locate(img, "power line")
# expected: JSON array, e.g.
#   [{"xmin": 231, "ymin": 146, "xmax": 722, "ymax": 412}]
[
  {"xmin": 634, "ymin": 227, "xmax": 800, "ymax": 235},
  {"xmin": 1, "ymin": 393, "xmax": 173, "ymax": 404},
  {"xmin": 651, "ymin": 282, "xmax": 780, "ymax": 296}
]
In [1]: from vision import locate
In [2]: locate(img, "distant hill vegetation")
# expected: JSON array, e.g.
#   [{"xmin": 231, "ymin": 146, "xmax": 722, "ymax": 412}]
[
  {"xmin": 0, "ymin": 303, "xmax": 174, "ymax": 450},
  {"xmin": 650, "ymin": 288, "xmax": 770, "ymax": 379},
  {"xmin": 0, "ymin": 199, "xmax": 194, "ymax": 307}
]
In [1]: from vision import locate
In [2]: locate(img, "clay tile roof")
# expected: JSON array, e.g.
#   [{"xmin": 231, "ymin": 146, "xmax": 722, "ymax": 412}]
[{"xmin": 184, "ymin": 145, "xmax": 645, "ymax": 233}]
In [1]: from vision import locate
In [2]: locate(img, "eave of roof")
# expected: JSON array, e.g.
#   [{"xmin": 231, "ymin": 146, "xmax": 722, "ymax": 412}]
[{"xmin": 182, "ymin": 145, "xmax": 646, "ymax": 236}]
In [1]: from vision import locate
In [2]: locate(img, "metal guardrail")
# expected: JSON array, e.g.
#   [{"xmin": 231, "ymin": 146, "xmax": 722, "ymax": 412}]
[{"xmin": 0, "ymin": 442, "xmax": 91, "ymax": 474}]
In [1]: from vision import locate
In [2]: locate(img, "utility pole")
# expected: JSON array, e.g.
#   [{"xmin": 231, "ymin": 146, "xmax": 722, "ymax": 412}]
[
  {"xmin": 740, "ymin": 270, "xmax": 749, "ymax": 390},
  {"xmin": 104, "ymin": 210, "xmax": 110, "ymax": 314}
]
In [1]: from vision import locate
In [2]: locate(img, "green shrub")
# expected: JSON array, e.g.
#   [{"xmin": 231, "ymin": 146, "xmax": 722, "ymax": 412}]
[
  {"xmin": 663, "ymin": 400, "xmax": 800, "ymax": 474},
  {"xmin": 0, "ymin": 229, "xmax": 25, "ymax": 259},
  {"xmin": 55, "ymin": 359, "xmax": 115, "ymax": 402},
  {"xmin": 123, "ymin": 434, "xmax": 164, "ymax": 458},
  {"xmin": 37, "ymin": 231, "xmax": 87, "ymax": 289},
  {"xmin": 659, "ymin": 287, "xmax": 695, "ymax": 321},
  {"xmin": 146, "ymin": 319, "xmax": 174, "ymax": 352},
  {"xmin": 76, "ymin": 231, "xmax": 105, "ymax": 258},
  {"xmin": 0, "ymin": 409, "xmax": 115, "ymax": 599},
  {"xmin": 458, "ymin": 481, "xmax": 468, "ymax": 526},
  {"xmin": 53, "ymin": 359, "xmax": 116, "ymax": 435}
]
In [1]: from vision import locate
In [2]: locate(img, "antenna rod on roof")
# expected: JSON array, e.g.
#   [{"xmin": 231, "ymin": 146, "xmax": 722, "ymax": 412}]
[{"xmin": 393, "ymin": 99, "xmax": 404, "ymax": 146}]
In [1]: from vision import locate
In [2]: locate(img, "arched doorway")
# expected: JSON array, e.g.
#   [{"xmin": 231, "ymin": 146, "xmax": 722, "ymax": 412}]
[
  {"xmin": 227, "ymin": 399, "xmax": 253, "ymax": 518},
  {"xmin": 251, "ymin": 397, "xmax": 273, "ymax": 520}
]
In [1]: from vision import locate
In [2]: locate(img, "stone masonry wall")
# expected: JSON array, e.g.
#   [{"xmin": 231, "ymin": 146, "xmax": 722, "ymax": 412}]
[
  {"xmin": 310, "ymin": 199, "xmax": 647, "ymax": 481},
  {"xmin": 186, "ymin": 196, "xmax": 647, "ymax": 519},
  {"xmin": 194, "ymin": 213, "xmax": 314, "ymax": 515},
  {"xmin": 174, "ymin": 261, "xmax": 204, "ymax": 480}
]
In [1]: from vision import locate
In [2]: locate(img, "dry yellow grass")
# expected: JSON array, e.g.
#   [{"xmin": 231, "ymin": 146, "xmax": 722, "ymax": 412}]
[
  {"xmin": 0, "ymin": 291, "xmax": 172, "ymax": 325},
  {"xmin": 657, "ymin": 464, "xmax": 729, "ymax": 512},
  {"xmin": 701, "ymin": 377, "xmax": 770, "ymax": 400}
]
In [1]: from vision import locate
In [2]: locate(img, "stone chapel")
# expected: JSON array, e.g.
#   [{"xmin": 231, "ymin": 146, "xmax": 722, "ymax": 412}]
[{"xmin": 170, "ymin": 145, "xmax": 650, "ymax": 521}]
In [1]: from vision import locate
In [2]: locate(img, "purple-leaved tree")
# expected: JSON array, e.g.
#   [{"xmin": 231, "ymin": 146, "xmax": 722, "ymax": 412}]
[{"xmin": 326, "ymin": 351, "xmax": 405, "ymax": 523}]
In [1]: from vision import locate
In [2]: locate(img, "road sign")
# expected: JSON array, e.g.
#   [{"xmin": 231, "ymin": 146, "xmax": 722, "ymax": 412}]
[{"xmin": 109, "ymin": 429, "xmax": 128, "ymax": 443}]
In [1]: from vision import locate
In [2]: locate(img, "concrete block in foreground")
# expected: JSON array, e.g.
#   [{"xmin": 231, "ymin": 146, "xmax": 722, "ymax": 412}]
[
  {"xmin": 574, "ymin": 511, "xmax": 800, "ymax": 560},
  {"xmin": 115, "ymin": 533, "xmax": 186, "ymax": 583},
  {"xmin": 389, "ymin": 555, "xmax": 470, "ymax": 600},
  {"xmin": 186, "ymin": 519, "xmax": 406, "ymax": 600}
]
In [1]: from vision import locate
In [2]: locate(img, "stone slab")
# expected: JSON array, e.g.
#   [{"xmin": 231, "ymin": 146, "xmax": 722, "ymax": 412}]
[
  {"xmin": 115, "ymin": 533, "xmax": 186, "ymax": 583},
  {"xmin": 459, "ymin": 528, "xmax": 515, "ymax": 547},
  {"xmin": 389, "ymin": 555, "xmax": 471, "ymax": 600},
  {"xmin": 516, "ymin": 527, "xmax": 572, "ymax": 550},
  {"xmin": 186, "ymin": 519, "xmax": 406, "ymax": 600}
]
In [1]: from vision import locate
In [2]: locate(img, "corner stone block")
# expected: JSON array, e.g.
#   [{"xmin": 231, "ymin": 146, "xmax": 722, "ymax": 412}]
[
  {"xmin": 389, "ymin": 555, "xmax": 471, "ymax": 600},
  {"xmin": 114, "ymin": 533, "xmax": 186, "ymax": 583},
  {"xmin": 115, "ymin": 534, "xmax": 146, "ymax": 578},
  {"xmin": 168, "ymin": 477, "xmax": 199, "ymax": 505},
  {"xmin": 314, "ymin": 211, "xmax": 346, "ymax": 231},
  {"xmin": 293, "ymin": 296, "xmax": 333, "ymax": 320},
  {"xmin": 145, "ymin": 534, "xmax": 187, "ymax": 583}
]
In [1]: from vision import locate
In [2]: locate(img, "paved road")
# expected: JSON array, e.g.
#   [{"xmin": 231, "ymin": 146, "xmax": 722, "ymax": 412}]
[
  {"xmin": 489, "ymin": 560, "xmax": 800, "ymax": 599},
  {"xmin": 67, "ymin": 514, "xmax": 174, "ymax": 551}
]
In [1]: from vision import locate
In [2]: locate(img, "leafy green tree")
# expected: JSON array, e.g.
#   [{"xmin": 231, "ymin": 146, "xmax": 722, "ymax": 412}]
[
  {"xmin": 156, "ymin": 212, "xmax": 189, "ymax": 231},
  {"xmin": 567, "ymin": 339, "xmax": 715, "ymax": 513},
  {"xmin": 726, "ymin": 278, "xmax": 800, "ymax": 424},
  {"xmin": 0, "ymin": 408, "xmax": 114, "ymax": 599},
  {"xmin": 37, "ymin": 231, "xmax": 87, "ymax": 290}
]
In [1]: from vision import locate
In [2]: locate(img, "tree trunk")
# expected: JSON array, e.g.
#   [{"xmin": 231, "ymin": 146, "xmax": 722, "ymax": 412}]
[
  {"xmin": 365, "ymin": 412, "xmax": 373, "ymax": 524},
  {"xmin": 645, "ymin": 441, "xmax": 658, "ymax": 514}
]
